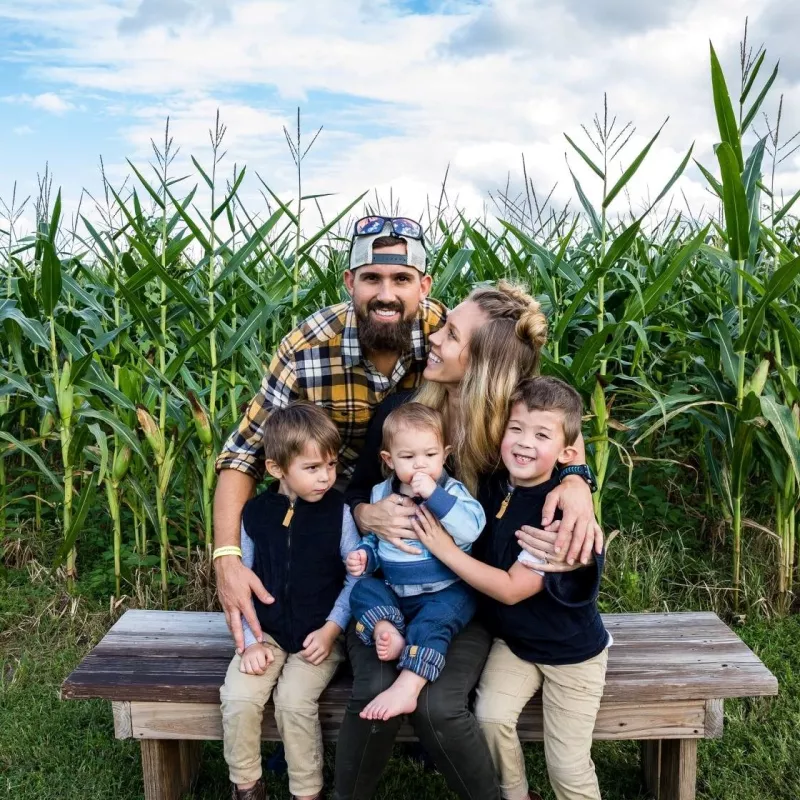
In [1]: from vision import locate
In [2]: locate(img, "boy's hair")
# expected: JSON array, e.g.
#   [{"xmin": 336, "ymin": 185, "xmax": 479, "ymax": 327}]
[
  {"xmin": 263, "ymin": 402, "xmax": 340, "ymax": 470},
  {"xmin": 382, "ymin": 402, "xmax": 446, "ymax": 451},
  {"xmin": 509, "ymin": 377, "xmax": 583, "ymax": 446}
]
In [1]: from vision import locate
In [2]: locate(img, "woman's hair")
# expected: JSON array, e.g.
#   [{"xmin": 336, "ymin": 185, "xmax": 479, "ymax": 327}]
[
  {"xmin": 381, "ymin": 403, "xmax": 445, "ymax": 452},
  {"xmin": 414, "ymin": 280, "xmax": 547, "ymax": 493}
]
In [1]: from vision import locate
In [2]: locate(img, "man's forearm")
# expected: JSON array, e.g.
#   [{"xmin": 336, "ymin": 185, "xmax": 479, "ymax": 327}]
[{"xmin": 213, "ymin": 469, "xmax": 257, "ymax": 550}]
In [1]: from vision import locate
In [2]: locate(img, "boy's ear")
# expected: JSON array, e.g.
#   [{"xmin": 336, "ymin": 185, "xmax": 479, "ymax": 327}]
[
  {"xmin": 265, "ymin": 459, "xmax": 284, "ymax": 481},
  {"xmin": 443, "ymin": 444, "xmax": 453, "ymax": 458},
  {"xmin": 380, "ymin": 450, "xmax": 394, "ymax": 471},
  {"xmin": 558, "ymin": 444, "xmax": 579, "ymax": 466}
]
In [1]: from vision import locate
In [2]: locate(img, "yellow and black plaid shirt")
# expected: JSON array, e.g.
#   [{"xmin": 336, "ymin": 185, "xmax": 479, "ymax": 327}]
[{"xmin": 215, "ymin": 298, "xmax": 446, "ymax": 481}]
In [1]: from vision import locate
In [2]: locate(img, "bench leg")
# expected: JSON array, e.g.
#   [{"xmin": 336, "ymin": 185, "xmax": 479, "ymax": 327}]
[
  {"xmin": 141, "ymin": 739, "xmax": 203, "ymax": 800},
  {"xmin": 640, "ymin": 739, "xmax": 698, "ymax": 800}
]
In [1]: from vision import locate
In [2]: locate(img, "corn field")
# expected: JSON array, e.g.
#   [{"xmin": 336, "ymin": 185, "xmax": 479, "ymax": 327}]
[{"xmin": 1, "ymin": 39, "xmax": 799, "ymax": 613}]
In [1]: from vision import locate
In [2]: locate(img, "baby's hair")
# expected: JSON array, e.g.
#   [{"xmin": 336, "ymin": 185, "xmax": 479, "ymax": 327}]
[
  {"xmin": 382, "ymin": 402, "xmax": 446, "ymax": 451},
  {"xmin": 263, "ymin": 401, "xmax": 340, "ymax": 470},
  {"xmin": 509, "ymin": 377, "xmax": 583, "ymax": 446}
]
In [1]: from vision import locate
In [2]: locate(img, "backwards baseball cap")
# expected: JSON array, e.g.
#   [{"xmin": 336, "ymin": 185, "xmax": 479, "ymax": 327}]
[{"xmin": 348, "ymin": 216, "xmax": 428, "ymax": 273}]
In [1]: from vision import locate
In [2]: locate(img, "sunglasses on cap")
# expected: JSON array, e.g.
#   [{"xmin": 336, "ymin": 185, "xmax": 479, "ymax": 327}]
[{"xmin": 353, "ymin": 216, "xmax": 424, "ymax": 240}]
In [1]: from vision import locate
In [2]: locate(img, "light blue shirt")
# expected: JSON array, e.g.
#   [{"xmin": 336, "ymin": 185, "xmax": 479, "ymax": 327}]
[{"xmin": 358, "ymin": 471, "xmax": 486, "ymax": 597}]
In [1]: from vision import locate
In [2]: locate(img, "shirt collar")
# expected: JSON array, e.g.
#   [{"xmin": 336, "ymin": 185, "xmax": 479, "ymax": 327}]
[{"xmin": 342, "ymin": 300, "xmax": 431, "ymax": 369}]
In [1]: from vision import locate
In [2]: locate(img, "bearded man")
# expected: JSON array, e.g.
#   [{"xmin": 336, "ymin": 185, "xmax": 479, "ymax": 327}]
[{"xmin": 213, "ymin": 217, "xmax": 445, "ymax": 651}]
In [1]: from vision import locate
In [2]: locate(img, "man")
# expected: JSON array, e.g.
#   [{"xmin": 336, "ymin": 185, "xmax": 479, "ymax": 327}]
[{"xmin": 214, "ymin": 217, "xmax": 445, "ymax": 652}]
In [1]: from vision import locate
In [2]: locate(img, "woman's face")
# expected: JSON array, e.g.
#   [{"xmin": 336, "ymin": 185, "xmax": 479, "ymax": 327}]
[{"xmin": 424, "ymin": 299, "xmax": 488, "ymax": 387}]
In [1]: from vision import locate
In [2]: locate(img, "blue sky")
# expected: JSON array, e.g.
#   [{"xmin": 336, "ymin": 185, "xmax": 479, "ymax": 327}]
[{"xmin": 1, "ymin": 0, "xmax": 798, "ymax": 235}]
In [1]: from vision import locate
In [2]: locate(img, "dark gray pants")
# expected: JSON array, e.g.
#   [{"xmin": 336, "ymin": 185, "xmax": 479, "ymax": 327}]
[{"xmin": 333, "ymin": 619, "xmax": 501, "ymax": 800}]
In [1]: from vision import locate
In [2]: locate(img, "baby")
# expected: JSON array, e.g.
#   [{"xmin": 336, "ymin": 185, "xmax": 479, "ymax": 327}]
[{"xmin": 346, "ymin": 402, "xmax": 485, "ymax": 720}]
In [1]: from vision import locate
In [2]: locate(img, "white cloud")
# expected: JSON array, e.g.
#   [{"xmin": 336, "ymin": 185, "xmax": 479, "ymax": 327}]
[
  {"xmin": 1, "ymin": 0, "xmax": 798, "ymax": 227},
  {"xmin": 13, "ymin": 125, "xmax": 34, "ymax": 135},
  {"xmin": 3, "ymin": 92, "xmax": 75, "ymax": 114}
]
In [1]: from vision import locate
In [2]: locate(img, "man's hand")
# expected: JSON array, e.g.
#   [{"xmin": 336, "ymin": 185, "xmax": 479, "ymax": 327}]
[
  {"xmin": 239, "ymin": 642, "xmax": 274, "ymax": 675},
  {"xmin": 410, "ymin": 472, "xmax": 437, "ymax": 500},
  {"xmin": 540, "ymin": 476, "xmax": 603, "ymax": 565},
  {"xmin": 346, "ymin": 549, "xmax": 368, "ymax": 577},
  {"xmin": 301, "ymin": 621, "xmax": 341, "ymax": 665},
  {"xmin": 411, "ymin": 504, "xmax": 456, "ymax": 558},
  {"xmin": 516, "ymin": 521, "xmax": 596, "ymax": 572},
  {"xmin": 353, "ymin": 494, "xmax": 422, "ymax": 555},
  {"xmin": 215, "ymin": 556, "xmax": 275, "ymax": 654}
]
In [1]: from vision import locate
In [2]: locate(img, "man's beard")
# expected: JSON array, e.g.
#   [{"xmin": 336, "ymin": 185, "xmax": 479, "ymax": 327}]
[{"xmin": 356, "ymin": 299, "xmax": 414, "ymax": 354}]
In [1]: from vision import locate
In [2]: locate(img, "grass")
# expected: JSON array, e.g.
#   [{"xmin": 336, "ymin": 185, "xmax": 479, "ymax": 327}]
[{"xmin": 2, "ymin": 484, "xmax": 798, "ymax": 800}]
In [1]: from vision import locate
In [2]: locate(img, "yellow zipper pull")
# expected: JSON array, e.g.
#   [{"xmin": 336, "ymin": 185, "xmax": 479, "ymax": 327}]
[
  {"xmin": 496, "ymin": 491, "xmax": 512, "ymax": 519},
  {"xmin": 282, "ymin": 502, "xmax": 295, "ymax": 527}
]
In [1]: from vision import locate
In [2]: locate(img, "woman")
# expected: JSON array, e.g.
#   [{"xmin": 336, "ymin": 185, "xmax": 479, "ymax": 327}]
[{"xmin": 334, "ymin": 282, "xmax": 602, "ymax": 800}]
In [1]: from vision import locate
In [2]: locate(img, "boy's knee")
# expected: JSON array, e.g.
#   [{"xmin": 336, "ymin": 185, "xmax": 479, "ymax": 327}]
[{"xmin": 273, "ymin": 679, "xmax": 319, "ymax": 713}]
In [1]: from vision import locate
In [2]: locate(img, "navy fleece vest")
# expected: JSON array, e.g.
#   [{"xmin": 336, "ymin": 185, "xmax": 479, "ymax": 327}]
[{"xmin": 242, "ymin": 487, "xmax": 345, "ymax": 653}]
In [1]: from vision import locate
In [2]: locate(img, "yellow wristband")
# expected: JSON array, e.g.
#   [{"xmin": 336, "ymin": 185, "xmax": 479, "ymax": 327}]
[{"xmin": 213, "ymin": 546, "xmax": 243, "ymax": 561}]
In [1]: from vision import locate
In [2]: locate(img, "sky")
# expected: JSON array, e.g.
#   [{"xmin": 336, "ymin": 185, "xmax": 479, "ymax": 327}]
[{"xmin": 1, "ymin": 0, "xmax": 799, "ymax": 237}]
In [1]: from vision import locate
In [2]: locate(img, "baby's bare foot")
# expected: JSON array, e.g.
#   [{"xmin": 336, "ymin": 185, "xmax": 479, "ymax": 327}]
[
  {"xmin": 359, "ymin": 670, "xmax": 428, "ymax": 721},
  {"xmin": 373, "ymin": 621, "xmax": 405, "ymax": 661}
]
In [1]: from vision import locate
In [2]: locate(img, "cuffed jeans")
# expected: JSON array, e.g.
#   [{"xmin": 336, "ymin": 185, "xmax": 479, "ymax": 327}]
[
  {"xmin": 350, "ymin": 577, "xmax": 476, "ymax": 682},
  {"xmin": 333, "ymin": 619, "xmax": 500, "ymax": 800}
]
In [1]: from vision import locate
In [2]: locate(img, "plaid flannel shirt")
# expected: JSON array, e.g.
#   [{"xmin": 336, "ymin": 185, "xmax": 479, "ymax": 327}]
[{"xmin": 215, "ymin": 298, "xmax": 446, "ymax": 482}]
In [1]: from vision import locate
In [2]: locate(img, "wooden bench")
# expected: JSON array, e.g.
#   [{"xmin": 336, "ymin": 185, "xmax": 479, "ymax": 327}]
[{"xmin": 61, "ymin": 610, "xmax": 777, "ymax": 800}]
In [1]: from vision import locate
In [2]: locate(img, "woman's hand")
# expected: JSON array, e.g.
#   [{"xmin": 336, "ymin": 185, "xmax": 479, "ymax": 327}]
[
  {"xmin": 540, "ymin": 476, "xmax": 603, "ymax": 565},
  {"xmin": 411, "ymin": 504, "xmax": 456, "ymax": 558},
  {"xmin": 516, "ymin": 522, "xmax": 596, "ymax": 573},
  {"xmin": 353, "ymin": 494, "xmax": 421, "ymax": 555}
]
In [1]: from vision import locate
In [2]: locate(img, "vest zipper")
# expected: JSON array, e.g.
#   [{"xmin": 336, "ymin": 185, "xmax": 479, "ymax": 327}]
[
  {"xmin": 284, "ymin": 499, "xmax": 294, "ymax": 645},
  {"xmin": 496, "ymin": 489, "xmax": 513, "ymax": 519}
]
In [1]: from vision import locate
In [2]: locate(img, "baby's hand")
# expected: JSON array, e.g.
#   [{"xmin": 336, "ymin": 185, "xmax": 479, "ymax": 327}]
[
  {"xmin": 410, "ymin": 471, "xmax": 437, "ymax": 500},
  {"xmin": 239, "ymin": 642, "xmax": 274, "ymax": 675},
  {"xmin": 346, "ymin": 549, "xmax": 367, "ymax": 577}
]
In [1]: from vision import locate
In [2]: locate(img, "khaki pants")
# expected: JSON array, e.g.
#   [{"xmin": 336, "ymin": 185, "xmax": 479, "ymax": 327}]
[
  {"xmin": 220, "ymin": 634, "xmax": 345, "ymax": 796},
  {"xmin": 475, "ymin": 639, "xmax": 608, "ymax": 800}
]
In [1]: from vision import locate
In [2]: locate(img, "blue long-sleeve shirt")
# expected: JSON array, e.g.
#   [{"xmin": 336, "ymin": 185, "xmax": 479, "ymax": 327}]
[
  {"xmin": 241, "ymin": 505, "xmax": 361, "ymax": 650},
  {"xmin": 358, "ymin": 470, "xmax": 486, "ymax": 597}
]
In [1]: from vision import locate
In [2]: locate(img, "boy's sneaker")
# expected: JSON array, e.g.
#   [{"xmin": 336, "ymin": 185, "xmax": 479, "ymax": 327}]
[{"xmin": 231, "ymin": 778, "xmax": 267, "ymax": 800}]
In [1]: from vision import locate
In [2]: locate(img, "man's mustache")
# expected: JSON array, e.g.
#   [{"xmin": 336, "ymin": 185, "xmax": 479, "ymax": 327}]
[{"xmin": 367, "ymin": 300, "xmax": 405, "ymax": 314}]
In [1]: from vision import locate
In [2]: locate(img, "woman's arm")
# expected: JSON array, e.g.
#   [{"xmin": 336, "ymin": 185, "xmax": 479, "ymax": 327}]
[{"xmin": 412, "ymin": 506, "xmax": 544, "ymax": 605}]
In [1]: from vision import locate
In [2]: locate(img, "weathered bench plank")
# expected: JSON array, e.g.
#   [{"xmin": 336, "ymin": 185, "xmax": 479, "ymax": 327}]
[
  {"xmin": 62, "ymin": 610, "xmax": 778, "ymax": 800},
  {"xmin": 62, "ymin": 610, "xmax": 779, "ymax": 704}
]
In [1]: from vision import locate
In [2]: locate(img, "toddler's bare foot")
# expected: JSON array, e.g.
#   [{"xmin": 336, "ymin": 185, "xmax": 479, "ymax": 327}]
[
  {"xmin": 373, "ymin": 620, "xmax": 405, "ymax": 661},
  {"xmin": 359, "ymin": 669, "xmax": 428, "ymax": 721}
]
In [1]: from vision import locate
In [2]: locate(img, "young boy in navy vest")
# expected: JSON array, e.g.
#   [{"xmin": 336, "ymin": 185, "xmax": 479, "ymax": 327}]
[
  {"xmin": 345, "ymin": 403, "xmax": 485, "ymax": 721},
  {"xmin": 220, "ymin": 403, "xmax": 362, "ymax": 800},
  {"xmin": 414, "ymin": 377, "xmax": 610, "ymax": 800}
]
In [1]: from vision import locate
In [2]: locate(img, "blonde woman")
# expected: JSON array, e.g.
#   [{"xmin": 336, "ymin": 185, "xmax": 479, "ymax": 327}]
[{"xmin": 334, "ymin": 282, "xmax": 601, "ymax": 800}]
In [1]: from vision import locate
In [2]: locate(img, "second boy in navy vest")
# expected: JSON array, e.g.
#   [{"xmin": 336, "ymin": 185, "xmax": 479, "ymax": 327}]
[
  {"xmin": 414, "ymin": 377, "xmax": 610, "ymax": 800},
  {"xmin": 219, "ymin": 403, "xmax": 363, "ymax": 800}
]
